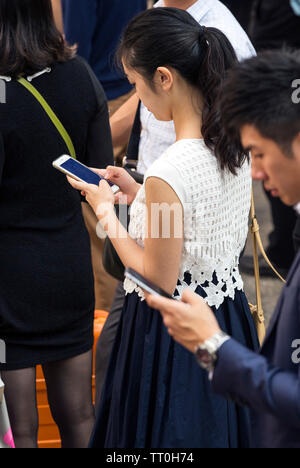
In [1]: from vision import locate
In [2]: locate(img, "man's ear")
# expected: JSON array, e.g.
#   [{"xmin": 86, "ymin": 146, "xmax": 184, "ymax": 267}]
[{"xmin": 155, "ymin": 66, "xmax": 173, "ymax": 91}]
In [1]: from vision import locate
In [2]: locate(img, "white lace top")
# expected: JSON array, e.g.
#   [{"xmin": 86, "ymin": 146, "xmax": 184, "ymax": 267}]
[{"xmin": 124, "ymin": 139, "xmax": 251, "ymax": 308}]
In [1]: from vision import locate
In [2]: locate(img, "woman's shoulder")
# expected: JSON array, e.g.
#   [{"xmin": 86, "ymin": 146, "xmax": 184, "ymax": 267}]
[
  {"xmin": 164, "ymin": 139, "xmax": 213, "ymax": 161},
  {"xmin": 144, "ymin": 143, "xmax": 197, "ymax": 206},
  {"xmin": 145, "ymin": 139, "xmax": 216, "ymax": 181},
  {"xmin": 158, "ymin": 139, "xmax": 219, "ymax": 177},
  {"xmin": 147, "ymin": 139, "xmax": 251, "ymax": 197}
]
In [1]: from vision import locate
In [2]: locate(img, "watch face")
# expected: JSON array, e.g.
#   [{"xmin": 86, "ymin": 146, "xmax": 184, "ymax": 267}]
[{"xmin": 196, "ymin": 349, "xmax": 214, "ymax": 370}]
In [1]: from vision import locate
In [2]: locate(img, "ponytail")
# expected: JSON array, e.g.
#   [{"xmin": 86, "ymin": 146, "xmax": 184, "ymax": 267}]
[
  {"xmin": 119, "ymin": 7, "xmax": 249, "ymax": 174},
  {"xmin": 199, "ymin": 27, "xmax": 248, "ymax": 174}
]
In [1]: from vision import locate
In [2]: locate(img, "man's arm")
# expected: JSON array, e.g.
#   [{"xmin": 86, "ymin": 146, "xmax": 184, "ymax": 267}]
[
  {"xmin": 213, "ymin": 338, "xmax": 300, "ymax": 428},
  {"xmin": 110, "ymin": 93, "xmax": 140, "ymax": 148},
  {"xmin": 51, "ymin": 0, "xmax": 64, "ymax": 34}
]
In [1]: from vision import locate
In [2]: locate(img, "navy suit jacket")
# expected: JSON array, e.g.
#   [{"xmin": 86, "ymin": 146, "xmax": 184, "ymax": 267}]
[{"xmin": 213, "ymin": 251, "xmax": 300, "ymax": 448}]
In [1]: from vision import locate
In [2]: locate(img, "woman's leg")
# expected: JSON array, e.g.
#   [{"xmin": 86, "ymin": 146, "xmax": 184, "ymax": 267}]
[
  {"xmin": 1, "ymin": 367, "xmax": 39, "ymax": 448},
  {"xmin": 42, "ymin": 350, "xmax": 95, "ymax": 449}
]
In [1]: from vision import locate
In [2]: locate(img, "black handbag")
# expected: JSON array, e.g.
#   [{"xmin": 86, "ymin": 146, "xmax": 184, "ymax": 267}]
[{"xmin": 102, "ymin": 101, "xmax": 144, "ymax": 281}]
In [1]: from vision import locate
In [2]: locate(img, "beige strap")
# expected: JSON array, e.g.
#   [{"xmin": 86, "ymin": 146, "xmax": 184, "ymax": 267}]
[
  {"xmin": 250, "ymin": 190, "xmax": 286, "ymax": 284},
  {"xmin": 249, "ymin": 190, "xmax": 265, "ymax": 326},
  {"xmin": 248, "ymin": 189, "xmax": 287, "ymax": 345}
]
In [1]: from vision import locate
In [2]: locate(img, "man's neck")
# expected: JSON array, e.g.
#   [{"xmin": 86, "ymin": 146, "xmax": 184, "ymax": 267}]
[{"xmin": 163, "ymin": 0, "xmax": 198, "ymax": 10}]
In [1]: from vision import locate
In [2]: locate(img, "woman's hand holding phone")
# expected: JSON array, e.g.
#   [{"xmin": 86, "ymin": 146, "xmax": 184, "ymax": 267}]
[
  {"xmin": 97, "ymin": 166, "xmax": 141, "ymax": 205},
  {"xmin": 67, "ymin": 165, "xmax": 140, "ymax": 221},
  {"xmin": 67, "ymin": 174, "xmax": 115, "ymax": 218}
]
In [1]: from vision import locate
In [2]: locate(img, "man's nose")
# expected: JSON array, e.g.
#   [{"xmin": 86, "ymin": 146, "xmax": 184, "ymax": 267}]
[{"xmin": 251, "ymin": 162, "xmax": 266, "ymax": 181}]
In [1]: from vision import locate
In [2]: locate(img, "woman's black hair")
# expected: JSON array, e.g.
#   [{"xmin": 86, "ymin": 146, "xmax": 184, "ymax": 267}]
[
  {"xmin": 0, "ymin": 0, "xmax": 76, "ymax": 78},
  {"xmin": 118, "ymin": 7, "xmax": 248, "ymax": 174}
]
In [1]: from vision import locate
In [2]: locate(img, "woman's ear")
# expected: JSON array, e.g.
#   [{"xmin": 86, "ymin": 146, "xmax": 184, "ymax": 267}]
[{"xmin": 155, "ymin": 67, "xmax": 173, "ymax": 91}]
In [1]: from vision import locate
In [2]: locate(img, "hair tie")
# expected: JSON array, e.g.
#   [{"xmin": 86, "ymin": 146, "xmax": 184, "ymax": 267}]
[{"xmin": 199, "ymin": 25, "xmax": 209, "ymax": 47}]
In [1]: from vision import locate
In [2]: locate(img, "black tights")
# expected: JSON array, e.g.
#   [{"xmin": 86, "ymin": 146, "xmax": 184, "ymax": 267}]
[{"xmin": 1, "ymin": 351, "xmax": 95, "ymax": 448}]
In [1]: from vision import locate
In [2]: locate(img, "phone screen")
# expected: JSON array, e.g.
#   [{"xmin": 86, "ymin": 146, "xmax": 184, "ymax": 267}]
[
  {"xmin": 61, "ymin": 159, "xmax": 101, "ymax": 185},
  {"xmin": 125, "ymin": 268, "xmax": 174, "ymax": 299},
  {"xmin": 61, "ymin": 158, "xmax": 115, "ymax": 187}
]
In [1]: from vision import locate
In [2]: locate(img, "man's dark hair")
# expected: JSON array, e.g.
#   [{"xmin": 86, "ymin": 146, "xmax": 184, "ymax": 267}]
[
  {"xmin": 220, "ymin": 49, "xmax": 300, "ymax": 158},
  {"xmin": 0, "ymin": 0, "xmax": 76, "ymax": 79}
]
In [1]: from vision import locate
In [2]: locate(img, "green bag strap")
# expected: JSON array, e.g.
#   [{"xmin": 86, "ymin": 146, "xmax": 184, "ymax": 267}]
[{"xmin": 17, "ymin": 77, "xmax": 76, "ymax": 160}]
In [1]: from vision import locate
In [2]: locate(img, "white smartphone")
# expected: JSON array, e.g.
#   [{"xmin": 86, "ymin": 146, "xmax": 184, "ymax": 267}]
[{"xmin": 52, "ymin": 155, "xmax": 120, "ymax": 194}]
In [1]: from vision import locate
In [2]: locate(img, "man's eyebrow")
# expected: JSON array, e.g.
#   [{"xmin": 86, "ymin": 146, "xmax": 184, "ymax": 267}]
[{"xmin": 244, "ymin": 145, "xmax": 256, "ymax": 152}]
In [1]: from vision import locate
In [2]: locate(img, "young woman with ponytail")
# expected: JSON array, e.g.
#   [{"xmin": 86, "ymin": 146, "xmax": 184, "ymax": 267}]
[{"xmin": 68, "ymin": 7, "xmax": 259, "ymax": 448}]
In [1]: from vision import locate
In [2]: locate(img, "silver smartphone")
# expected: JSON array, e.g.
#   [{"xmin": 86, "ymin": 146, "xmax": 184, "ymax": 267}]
[
  {"xmin": 52, "ymin": 155, "xmax": 120, "ymax": 194},
  {"xmin": 125, "ymin": 267, "xmax": 175, "ymax": 299}
]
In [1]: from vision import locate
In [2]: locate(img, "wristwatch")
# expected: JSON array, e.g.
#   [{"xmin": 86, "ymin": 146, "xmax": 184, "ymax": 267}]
[{"xmin": 195, "ymin": 332, "xmax": 230, "ymax": 372}]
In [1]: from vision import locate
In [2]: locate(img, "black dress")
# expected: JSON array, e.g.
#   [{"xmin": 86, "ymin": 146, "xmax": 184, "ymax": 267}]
[{"xmin": 0, "ymin": 57, "xmax": 114, "ymax": 370}]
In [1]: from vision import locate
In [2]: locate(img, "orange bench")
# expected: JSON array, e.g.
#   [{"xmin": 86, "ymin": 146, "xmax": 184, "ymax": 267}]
[{"xmin": 37, "ymin": 311, "xmax": 108, "ymax": 449}]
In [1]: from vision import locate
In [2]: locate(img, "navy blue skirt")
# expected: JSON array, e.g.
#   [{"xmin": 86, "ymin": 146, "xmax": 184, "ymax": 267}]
[{"xmin": 90, "ymin": 287, "xmax": 259, "ymax": 448}]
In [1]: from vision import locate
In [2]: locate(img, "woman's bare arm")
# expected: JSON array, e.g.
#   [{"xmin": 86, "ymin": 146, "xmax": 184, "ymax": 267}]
[
  {"xmin": 67, "ymin": 174, "xmax": 183, "ymax": 295},
  {"xmin": 143, "ymin": 177, "xmax": 183, "ymax": 294},
  {"xmin": 103, "ymin": 177, "xmax": 183, "ymax": 295}
]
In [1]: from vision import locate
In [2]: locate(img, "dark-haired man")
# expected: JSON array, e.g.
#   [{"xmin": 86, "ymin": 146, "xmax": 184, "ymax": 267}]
[
  {"xmin": 239, "ymin": 0, "xmax": 300, "ymax": 277},
  {"xmin": 147, "ymin": 50, "xmax": 300, "ymax": 449}
]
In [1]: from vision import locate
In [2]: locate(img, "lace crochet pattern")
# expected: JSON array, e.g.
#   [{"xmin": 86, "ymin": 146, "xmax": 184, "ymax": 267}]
[{"xmin": 124, "ymin": 139, "xmax": 251, "ymax": 309}]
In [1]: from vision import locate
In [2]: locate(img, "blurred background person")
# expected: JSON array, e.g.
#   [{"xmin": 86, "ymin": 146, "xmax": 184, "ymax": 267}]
[
  {"xmin": 240, "ymin": 0, "xmax": 300, "ymax": 278},
  {"xmin": 0, "ymin": 0, "xmax": 114, "ymax": 448},
  {"xmin": 52, "ymin": 0, "xmax": 148, "ymax": 314}
]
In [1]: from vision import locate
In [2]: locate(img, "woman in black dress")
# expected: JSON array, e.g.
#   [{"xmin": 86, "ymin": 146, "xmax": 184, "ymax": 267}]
[{"xmin": 0, "ymin": 0, "xmax": 114, "ymax": 448}]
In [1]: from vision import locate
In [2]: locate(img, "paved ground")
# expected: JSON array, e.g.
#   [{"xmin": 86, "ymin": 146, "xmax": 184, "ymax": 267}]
[{"xmin": 242, "ymin": 181, "xmax": 285, "ymax": 328}]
